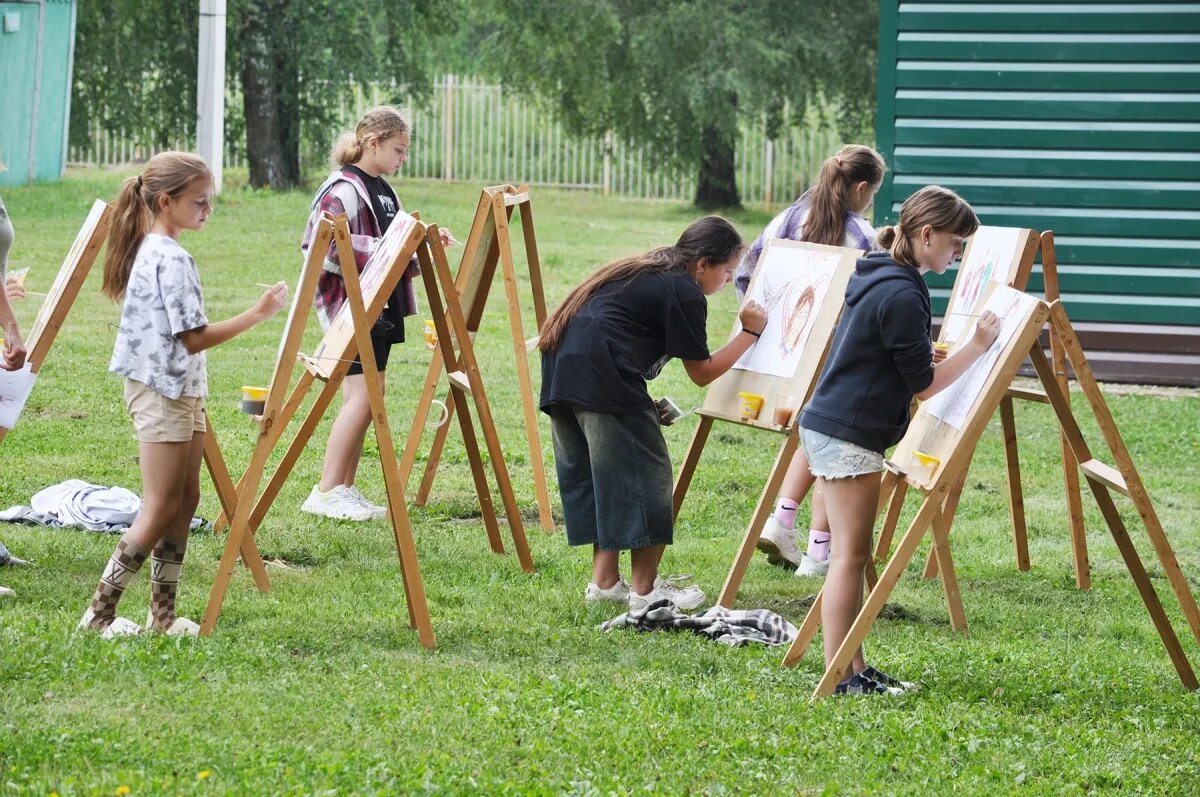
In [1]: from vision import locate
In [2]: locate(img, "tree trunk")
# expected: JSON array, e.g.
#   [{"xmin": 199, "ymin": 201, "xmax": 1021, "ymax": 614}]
[
  {"xmin": 694, "ymin": 124, "xmax": 740, "ymax": 210},
  {"xmin": 239, "ymin": 1, "xmax": 296, "ymax": 189}
]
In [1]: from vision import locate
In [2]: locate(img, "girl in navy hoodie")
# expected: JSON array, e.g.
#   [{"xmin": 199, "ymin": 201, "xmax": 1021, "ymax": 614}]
[{"xmin": 798, "ymin": 186, "xmax": 1001, "ymax": 695}]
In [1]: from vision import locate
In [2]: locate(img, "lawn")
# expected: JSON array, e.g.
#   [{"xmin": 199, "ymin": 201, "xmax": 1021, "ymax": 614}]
[{"xmin": 1, "ymin": 170, "xmax": 1198, "ymax": 795}]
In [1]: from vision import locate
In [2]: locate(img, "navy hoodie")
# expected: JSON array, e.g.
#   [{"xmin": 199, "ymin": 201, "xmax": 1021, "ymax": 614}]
[{"xmin": 799, "ymin": 252, "xmax": 935, "ymax": 454}]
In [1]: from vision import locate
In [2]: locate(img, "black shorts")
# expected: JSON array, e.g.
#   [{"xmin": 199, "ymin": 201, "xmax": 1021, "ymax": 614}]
[{"xmin": 346, "ymin": 337, "xmax": 395, "ymax": 376}]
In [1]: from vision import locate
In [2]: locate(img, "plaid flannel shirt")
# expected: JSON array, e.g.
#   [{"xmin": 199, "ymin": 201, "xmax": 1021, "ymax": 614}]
[
  {"xmin": 301, "ymin": 169, "xmax": 419, "ymax": 330},
  {"xmin": 600, "ymin": 599, "xmax": 798, "ymax": 647}
]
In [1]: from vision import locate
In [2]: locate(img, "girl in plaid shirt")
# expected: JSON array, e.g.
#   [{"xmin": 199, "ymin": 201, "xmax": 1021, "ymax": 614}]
[{"xmin": 299, "ymin": 106, "xmax": 451, "ymax": 521}]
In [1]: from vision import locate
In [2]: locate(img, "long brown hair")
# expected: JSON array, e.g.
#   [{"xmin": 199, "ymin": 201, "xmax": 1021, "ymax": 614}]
[
  {"xmin": 539, "ymin": 216, "xmax": 743, "ymax": 351},
  {"xmin": 101, "ymin": 151, "xmax": 212, "ymax": 301},
  {"xmin": 801, "ymin": 145, "xmax": 886, "ymax": 246},
  {"xmin": 330, "ymin": 106, "xmax": 410, "ymax": 169},
  {"xmin": 876, "ymin": 185, "xmax": 979, "ymax": 267}
]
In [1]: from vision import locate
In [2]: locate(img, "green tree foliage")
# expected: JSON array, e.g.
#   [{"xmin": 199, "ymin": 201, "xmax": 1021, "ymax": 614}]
[
  {"xmin": 72, "ymin": 0, "xmax": 457, "ymax": 189},
  {"xmin": 473, "ymin": 0, "xmax": 878, "ymax": 208},
  {"xmin": 71, "ymin": 1, "xmax": 199, "ymax": 153}
]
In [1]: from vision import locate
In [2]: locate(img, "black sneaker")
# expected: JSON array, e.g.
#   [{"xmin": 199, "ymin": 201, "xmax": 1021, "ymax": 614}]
[
  {"xmin": 861, "ymin": 665, "xmax": 920, "ymax": 693},
  {"xmin": 834, "ymin": 672, "xmax": 904, "ymax": 696}
]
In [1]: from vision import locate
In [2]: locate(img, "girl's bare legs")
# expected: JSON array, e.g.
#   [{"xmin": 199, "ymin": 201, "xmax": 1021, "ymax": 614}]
[
  {"xmin": 591, "ymin": 546, "xmax": 621, "ymax": 589},
  {"xmin": 318, "ymin": 371, "xmax": 385, "ymax": 491},
  {"xmin": 124, "ymin": 439, "xmax": 197, "ymax": 551},
  {"xmin": 819, "ymin": 471, "xmax": 882, "ymax": 679},
  {"xmin": 631, "ymin": 544, "xmax": 666, "ymax": 596}
]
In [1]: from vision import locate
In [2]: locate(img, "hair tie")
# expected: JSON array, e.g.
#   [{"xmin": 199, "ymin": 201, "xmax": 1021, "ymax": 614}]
[{"xmin": 136, "ymin": 175, "xmax": 143, "ymax": 188}]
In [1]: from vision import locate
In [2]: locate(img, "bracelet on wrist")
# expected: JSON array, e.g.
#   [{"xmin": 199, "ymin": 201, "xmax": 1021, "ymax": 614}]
[{"xmin": 743, "ymin": 327, "xmax": 762, "ymax": 339}]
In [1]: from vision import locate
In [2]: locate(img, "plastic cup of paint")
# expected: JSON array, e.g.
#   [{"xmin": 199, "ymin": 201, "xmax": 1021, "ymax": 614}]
[
  {"xmin": 772, "ymin": 393, "xmax": 797, "ymax": 427},
  {"xmin": 240, "ymin": 385, "xmax": 268, "ymax": 415},
  {"xmin": 737, "ymin": 392, "xmax": 765, "ymax": 421},
  {"xmin": 423, "ymin": 320, "xmax": 437, "ymax": 349},
  {"xmin": 909, "ymin": 450, "xmax": 940, "ymax": 481}
]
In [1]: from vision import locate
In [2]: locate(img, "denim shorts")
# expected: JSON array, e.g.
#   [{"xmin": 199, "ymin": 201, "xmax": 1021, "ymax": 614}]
[
  {"xmin": 801, "ymin": 426, "xmax": 884, "ymax": 480},
  {"xmin": 549, "ymin": 403, "xmax": 673, "ymax": 551}
]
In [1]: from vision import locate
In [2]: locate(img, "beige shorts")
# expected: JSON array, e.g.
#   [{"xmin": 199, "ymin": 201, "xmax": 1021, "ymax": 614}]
[{"xmin": 124, "ymin": 379, "xmax": 206, "ymax": 443}]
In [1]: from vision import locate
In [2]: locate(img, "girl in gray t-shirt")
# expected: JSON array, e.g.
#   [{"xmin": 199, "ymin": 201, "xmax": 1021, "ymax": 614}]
[{"xmin": 78, "ymin": 151, "xmax": 287, "ymax": 638}]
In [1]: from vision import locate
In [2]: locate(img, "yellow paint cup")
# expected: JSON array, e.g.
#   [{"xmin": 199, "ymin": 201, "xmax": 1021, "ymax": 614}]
[
  {"xmin": 933, "ymin": 341, "xmax": 950, "ymax": 353},
  {"xmin": 423, "ymin": 320, "xmax": 437, "ymax": 349},
  {"xmin": 910, "ymin": 450, "xmax": 941, "ymax": 480},
  {"xmin": 240, "ymin": 385, "xmax": 268, "ymax": 415},
  {"xmin": 737, "ymin": 391, "xmax": 765, "ymax": 421}
]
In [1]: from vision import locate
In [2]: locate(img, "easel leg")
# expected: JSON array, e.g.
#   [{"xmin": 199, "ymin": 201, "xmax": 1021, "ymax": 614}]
[
  {"xmin": 999, "ymin": 395, "xmax": 1031, "ymax": 571},
  {"xmin": 672, "ymin": 416, "xmax": 714, "ymax": 519},
  {"xmin": 244, "ymin": 372, "xmax": 340, "ymax": 537},
  {"xmin": 202, "ymin": 424, "xmax": 270, "ymax": 593},
  {"xmin": 398, "ymin": 346, "xmax": 446, "ymax": 495},
  {"xmin": 1086, "ymin": 477, "xmax": 1197, "ymax": 689},
  {"xmin": 812, "ymin": 492, "xmax": 943, "ymax": 698},
  {"xmin": 452, "ymin": 387, "xmax": 506, "ymax": 554},
  {"xmin": 213, "ymin": 372, "xmax": 315, "ymax": 533},
  {"xmin": 781, "ymin": 587, "xmax": 824, "ymax": 668},
  {"xmin": 866, "ymin": 473, "xmax": 908, "ymax": 591},
  {"xmin": 494, "ymin": 207, "xmax": 554, "ymax": 532},
  {"xmin": 415, "ymin": 390, "xmax": 456, "ymax": 506},
  {"xmin": 930, "ymin": 501, "xmax": 968, "ymax": 633},
  {"xmin": 1045, "ymin": 306, "xmax": 1200, "ymax": 648},
  {"xmin": 923, "ymin": 461, "xmax": 971, "ymax": 579},
  {"xmin": 717, "ymin": 431, "xmax": 801, "ymax": 607}
]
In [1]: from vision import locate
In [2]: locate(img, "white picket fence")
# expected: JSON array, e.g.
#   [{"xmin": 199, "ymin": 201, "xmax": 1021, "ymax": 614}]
[{"xmin": 70, "ymin": 75, "xmax": 844, "ymax": 206}]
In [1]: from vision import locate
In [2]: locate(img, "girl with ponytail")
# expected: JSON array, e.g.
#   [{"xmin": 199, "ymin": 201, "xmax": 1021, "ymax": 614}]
[
  {"xmin": 799, "ymin": 185, "xmax": 1000, "ymax": 695},
  {"xmin": 299, "ymin": 105, "xmax": 452, "ymax": 521},
  {"xmin": 739, "ymin": 145, "xmax": 887, "ymax": 580},
  {"xmin": 540, "ymin": 216, "xmax": 768, "ymax": 610},
  {"xmin": 80, "ymin": 151, "xmax": 288, "ymax": 637}
]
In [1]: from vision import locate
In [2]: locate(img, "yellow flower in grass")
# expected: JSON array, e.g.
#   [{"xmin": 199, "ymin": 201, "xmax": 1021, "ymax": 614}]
[
  {"xmin": 197, "ymin": 770, "xmax": 212, "ymax": 781},
  {"xmin": 115, "ymin": 787, "xmax": 131, "ymax": 796}
]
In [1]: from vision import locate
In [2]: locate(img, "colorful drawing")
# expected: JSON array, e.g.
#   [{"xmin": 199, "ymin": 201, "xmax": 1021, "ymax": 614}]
[
  {"xmin": 734, "ymin": 243, "xmax": 841, "ymax": 379},
  {"xmin": 926, "ymin": 286, "xmax": 1036, "ymax": 429},
  {"xmin": 942, "ymin": 227, "xmax": 1020, "ymax": 344}
]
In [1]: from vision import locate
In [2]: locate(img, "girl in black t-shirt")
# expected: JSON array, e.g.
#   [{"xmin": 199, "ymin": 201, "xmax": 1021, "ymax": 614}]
[{"xmin": 539, "ymin": 216, "xmax": 767, "ymax": 611}]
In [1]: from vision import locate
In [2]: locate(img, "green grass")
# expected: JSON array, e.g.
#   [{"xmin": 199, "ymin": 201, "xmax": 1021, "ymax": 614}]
[{"xmin": 1, "ymin": 169, "xmax": 1198, "ymax": 795}]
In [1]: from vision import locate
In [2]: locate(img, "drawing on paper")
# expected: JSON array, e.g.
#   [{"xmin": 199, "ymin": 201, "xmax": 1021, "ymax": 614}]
[
  {"xmin": 941, "ymin": 227, "xmax": 1020, "ymax": 344},
  {"xmin": 734, "ymin": 243, "xmax": 841, "ymax": 379},
  {"xmin": 926, "ymin": 286, "xmax": 1035, "ymax": 429}
]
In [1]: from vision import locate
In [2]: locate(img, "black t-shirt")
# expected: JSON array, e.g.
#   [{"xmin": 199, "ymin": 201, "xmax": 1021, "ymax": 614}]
[
  {"xmin": 346, "ymin": 165, "xmax": 405, "ymax": 343},
  {"xmin": 540, "ymin": 270, "xmax": 711, "ymax": 413}
]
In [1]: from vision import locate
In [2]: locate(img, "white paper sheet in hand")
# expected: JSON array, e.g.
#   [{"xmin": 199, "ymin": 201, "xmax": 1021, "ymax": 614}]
[
  {"xmin": 925, "ymin": 286, "xmax": 1035, "ymax": 430},
  {"xmin": 0, "ymin": 363, "xmax": 38, "ymax": 429},
  {"xmin": 733, "ymin": 245, "xmax": 841, "ymax": 379}
]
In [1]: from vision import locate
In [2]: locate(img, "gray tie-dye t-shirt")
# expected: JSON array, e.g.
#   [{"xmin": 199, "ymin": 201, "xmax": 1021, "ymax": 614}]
[{"xmin": 109, "ymin": 234, "xmax": 208, "ymax": 399}]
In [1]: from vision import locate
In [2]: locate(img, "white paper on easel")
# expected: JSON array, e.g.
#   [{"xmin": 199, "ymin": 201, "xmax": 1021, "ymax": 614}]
[
  {"xmin": 733, "ymin": 243, "xmax": 842, "ymax": 379},
  {"xmin": 942, "ymin": 227, "xmax": 1020, "ymax": 344},
  {"xmin": 926, "ymin": 287, "xmax": 1036, "ymax": 430},
  {"xmin": 0, "ymin": 363, "xmax": 37, "ymax": 429}
]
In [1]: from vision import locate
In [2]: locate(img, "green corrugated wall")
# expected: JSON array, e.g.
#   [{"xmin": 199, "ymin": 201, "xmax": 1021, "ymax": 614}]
[
  {"xmin": 875, "ymin": 1, "xmax": 1200, "ymax": 327},
  {"xmin": 0, "ymin": 0, "xmax": 75, "ymax": 186}
]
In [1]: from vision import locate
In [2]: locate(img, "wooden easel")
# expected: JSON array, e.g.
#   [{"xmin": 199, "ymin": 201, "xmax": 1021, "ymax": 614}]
[
  {"xmin": 0, "ymin": 200, "xmax": 111, "ymax": 444},
  {"xmin": 200, "ymin": 212, "xmax": 436, "ymax": 647},
  {"xmin": 780, "ymin": 293, "xmax": 1200, "ymax": 698},
  {"xmin": 398, "ymin": 185, "xmax": 553, "ymax": 531},
  {"xmin": 670, "ymin": 240, "xmax": 860, "ymax": 605},
  {"xmin": 413, "ymin": 222, "xmax": 535, "ymax": 572}
]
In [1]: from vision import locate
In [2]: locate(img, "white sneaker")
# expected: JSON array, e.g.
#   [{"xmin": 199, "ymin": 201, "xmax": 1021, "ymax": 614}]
[
  {"xmin": 343, "ymin": 485, "xmax": 388, "ymax": 520},
  {"xmin": 628, "ymin": 576, "xmax": 706, "ymax": 612},
  {"xmin": 757, "ymin": 517, "xmax": 803, "ymax": 568},
  {"xmin": 0, "ymin": 586, "xmax": 14, "ymax": 598},
  {"xmin": 78, "ymin": 609, "xmax": 143, "ymax": 638},
  {"xmin": 585, "ymin": 578, "xmax": 631, "ymax": 604},
  {"xmin": 146, "ymin": 611, "xmax": 201, "ymax": 637},
  {"xmin": 301, "ymin": 484, "xmax": 376, "ymax": 521},
  {"xmin": 795, "ymin": 553, "xmax": 830, "ymax": 578}
]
